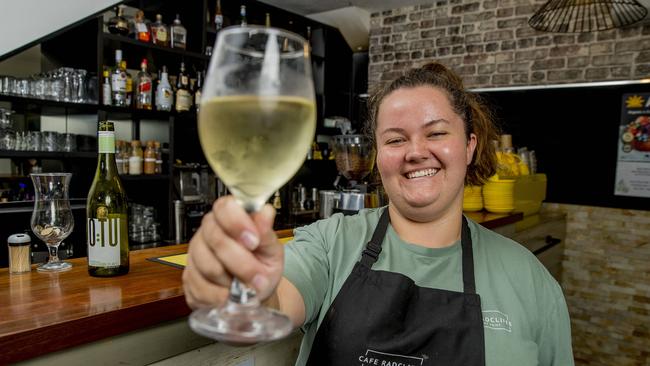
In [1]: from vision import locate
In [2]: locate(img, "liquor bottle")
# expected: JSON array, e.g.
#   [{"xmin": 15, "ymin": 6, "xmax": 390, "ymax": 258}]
[
  {"xmin": 107, "ymin": 6, "xmax": 129, "ymax": 36},
  {"xmin": 122, "ymin": 60, "xmax": 133, "ymax": 107},
  {"xmin": 170, "ymin": 14, "xmax": 187, "ymax": 50},
  {"xmin": 102, "ymin": 69, "xmax": 112, "ymax": 106},
  {"xmin": 156, "ymin": 65, "xmax": 173, "ymax": 111},
  {"xmin": 151, "ymin": 14, "xmax": 169, "ymax": 47},
  {"xmin": 134, "ymin": 10, "xmax": 151, "ymax": 42},
  {"xmin": 136, "ymin": 58, "xmax": 153, "ymax": 110},
  {"xmin": 111, "ymin": 50, "xmax": 127, "ymax": 107},
  {"xmin": 214, "ymin": 0, "xmax": 223, "ymax": 31},
  {"xmin": 194, "ymin": 70, "xmax": 203, "ymax": 113},
  {"xmin": 87, "ymin": 120, "xmax": 129, "ymax": 277},
  {"xmin": 265, "ymin": 13, "xmax": 271, "ymax": 27},
  {"xmin": 175, "ymin": 62, "xmax": 192, "ymax": 112},
  {"xmin": 240, "ymin": 5, "xmax": 247, "ymax": 26}
]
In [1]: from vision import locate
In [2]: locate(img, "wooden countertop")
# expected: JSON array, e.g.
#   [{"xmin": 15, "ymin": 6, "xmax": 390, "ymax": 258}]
[
  {"xmin": 0, "ymin": 211, "xmax": 522, "ymax": 364},
  {"xmin": 0, "ymin": 244, "xmax": 189, "ymax": 365},
  {"xmin": 464, "ymin": 210, "xmax": 523, "ymax": 229}
]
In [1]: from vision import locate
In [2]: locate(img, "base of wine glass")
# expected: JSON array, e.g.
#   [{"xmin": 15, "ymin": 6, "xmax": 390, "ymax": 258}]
[
  {"xmin": 37, "ymin": 261, "xmax": 72, "ymax": 272},
  {"xmin": 189, "ymin": 300, "xmax": 293, "ymax": 346}
]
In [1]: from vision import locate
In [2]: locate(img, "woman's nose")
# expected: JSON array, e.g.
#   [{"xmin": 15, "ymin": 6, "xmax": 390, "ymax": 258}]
[{"xmin": 404, "ymin": 139, "xmax": 429, "ymax": 162}]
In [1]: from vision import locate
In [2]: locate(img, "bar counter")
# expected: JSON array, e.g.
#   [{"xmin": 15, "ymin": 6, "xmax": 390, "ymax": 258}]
[{"xmin": 0, "ymin": 211, "xmax": 523, "ymax": 365}]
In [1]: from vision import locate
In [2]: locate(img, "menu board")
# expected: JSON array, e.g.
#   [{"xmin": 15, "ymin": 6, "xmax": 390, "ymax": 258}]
[{"xmin": 614, "ymin": 93, "xmax": 650, "ymax": 198}]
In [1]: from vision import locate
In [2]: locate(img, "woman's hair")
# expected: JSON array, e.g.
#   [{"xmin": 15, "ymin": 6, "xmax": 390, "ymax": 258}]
[{"xmin": 366, "ymin": 62, "xmax": 499, "ymax": 186}]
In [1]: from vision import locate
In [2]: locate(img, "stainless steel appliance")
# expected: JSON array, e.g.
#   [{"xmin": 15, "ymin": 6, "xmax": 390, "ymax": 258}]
[{"xmin": 173, "ymin": 164, "xmax": 216, "ymax": 241}]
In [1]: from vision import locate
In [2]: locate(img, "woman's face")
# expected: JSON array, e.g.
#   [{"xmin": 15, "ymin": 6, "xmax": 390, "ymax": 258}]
[{"xmin": 375, "ymin": 86, "xmax": 477, "ymax": 222}]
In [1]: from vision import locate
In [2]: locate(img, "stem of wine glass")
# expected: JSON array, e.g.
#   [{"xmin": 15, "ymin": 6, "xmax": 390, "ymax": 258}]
[
  {"xmin": 48, "ymin": 242, "xmax": 61, "ymax": 264},
  {"xmin": 229, "ymin": 279, "xmax": 260, "ymax": 305},
  {"xmin": 228, "ymin": 203, "xmax": 263, "ymax": 305}
]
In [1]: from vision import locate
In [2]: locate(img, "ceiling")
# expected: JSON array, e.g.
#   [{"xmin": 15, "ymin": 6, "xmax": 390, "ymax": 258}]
[
  {"xmin": 259, "ymin": 0, "xmax": 432, "ymax": 51},
  {"xmin": 260, "ymin": 0, "xmax": 650, "ymax": 51},
  {"xmin": 259, "ymin": 0, "xmax": 429, "ymax": 15}
]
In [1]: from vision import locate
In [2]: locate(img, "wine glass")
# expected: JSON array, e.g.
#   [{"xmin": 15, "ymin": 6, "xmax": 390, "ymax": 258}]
[
  {"xmin": 30, "ymin": 173, "xmax": 74, "ymax": 272},
  {"xmin": 189, "ymin": 26, "xmax": 316, "ymax": 344}
]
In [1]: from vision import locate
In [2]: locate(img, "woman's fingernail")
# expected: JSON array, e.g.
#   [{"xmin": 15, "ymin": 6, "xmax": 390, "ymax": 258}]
[
  {"xmin": 252, "ymin": 274, "xmax": 269, "ymax": 292},
  {"xmin": 240, "ymin": 230, "xmax": 260, "ymax": 250}
]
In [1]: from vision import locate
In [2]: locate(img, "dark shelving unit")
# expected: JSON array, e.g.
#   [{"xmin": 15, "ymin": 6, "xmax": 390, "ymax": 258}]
[
  {"xmin": 0, "ymin": 151, "xmax": 97, "ymax": 159},
  {"xmin": 0, "ymin": 0, "xmax": 356, "ymax": 256}
]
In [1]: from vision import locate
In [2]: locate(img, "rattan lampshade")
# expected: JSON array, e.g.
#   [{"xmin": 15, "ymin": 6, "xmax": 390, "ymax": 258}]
[{"xmin": 528, "ymin": 0, "xmax": 648, "ymax": 33}]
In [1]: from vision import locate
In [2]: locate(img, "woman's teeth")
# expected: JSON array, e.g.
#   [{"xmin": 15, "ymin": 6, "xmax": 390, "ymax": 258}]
[{"xmin": 406, "ymin": 168, "xmax": 438, "ymax": 179}]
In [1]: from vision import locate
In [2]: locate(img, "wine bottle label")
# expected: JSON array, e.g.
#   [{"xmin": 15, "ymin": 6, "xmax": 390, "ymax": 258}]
[
  {"xmin": 87, "ymin": 217, "xmax": 124, "ymax": 267},
  {"xmin": 98, "ymin": 131, "xmax": 115, "ymax": 154},
  {"xmin": 136, "ymin": 23, "xmax": 148, "ymax": 33}
]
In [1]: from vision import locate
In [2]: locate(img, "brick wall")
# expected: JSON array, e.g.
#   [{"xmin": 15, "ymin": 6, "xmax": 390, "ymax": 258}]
[
  {"xmin": 367, "ymin": 2, "xmax": 650, "ymax": 365},
  {"xmin": 368, "ymin": 0, "xmax": 650, "ymax": 90},
  {"xmin": 543, "ymin": 203, "xmax": 650, "ymax": 366}
]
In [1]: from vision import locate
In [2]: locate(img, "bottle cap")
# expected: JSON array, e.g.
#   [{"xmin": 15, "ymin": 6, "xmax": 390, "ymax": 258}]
[{"xmin": 8, "ymin": 233, "xmax": 31, "ymax": 246}]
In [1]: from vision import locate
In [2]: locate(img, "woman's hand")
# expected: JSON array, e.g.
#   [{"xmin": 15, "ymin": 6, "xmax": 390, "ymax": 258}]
[{"xmin": 182, "ymin": 195, "xmax": 284, "ymax": 309}]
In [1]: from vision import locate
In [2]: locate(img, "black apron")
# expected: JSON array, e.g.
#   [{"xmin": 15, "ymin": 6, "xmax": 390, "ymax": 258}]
[{"xmin": 306, "ymin": 209, "xmax": 485, "ymax": 366}]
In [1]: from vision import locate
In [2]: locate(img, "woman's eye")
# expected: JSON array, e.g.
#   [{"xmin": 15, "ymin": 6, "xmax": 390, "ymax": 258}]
[
  {"xmin": 428, "ymin": 132, "xmax": 447, "ymax": 138},
  {"xmin": 386, "ymin": 138, "xmax": 404, "ymax": 144}
]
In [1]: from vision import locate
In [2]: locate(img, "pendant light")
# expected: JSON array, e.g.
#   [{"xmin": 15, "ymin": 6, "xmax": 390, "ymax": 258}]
[{"xmin": 528, "ymin": 0, "xmax": 648, "ymax": 33}]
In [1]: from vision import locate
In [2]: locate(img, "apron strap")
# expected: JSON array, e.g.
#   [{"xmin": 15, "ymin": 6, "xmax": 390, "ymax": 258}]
[
  {"xmin": 460, "ymin": 216, "xmax": 476, "ymax": 295},
  {"xmin": 361, "ymin": 210, "xmax": 477, "ymax": 296},
  {"xmin": 361, "ymin": 208, "xmax": 390, "ymax": 267}
]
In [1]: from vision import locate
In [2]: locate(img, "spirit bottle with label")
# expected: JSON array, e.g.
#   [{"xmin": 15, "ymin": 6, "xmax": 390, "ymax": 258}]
[
  {"xmin": 111, "ymin": 50, "xmax": 127, "ymax": 107},
  {"xmin": 175, "ymin": 62, "xmax": 192, "ymax": 112},
  {"xmin": 156, "ymin": 65, "xmax": 173, "ymax": 111},
  {"xmin": 170, "ymin": 14, "xmax": 187, "ymax": 50},
  {"xmin": 136, "ymin": 58, "xmax": 153, "ymax": 110},
  {"xmin": 151, "ymin": 14, "xmax": 170, "ymax": 47}
]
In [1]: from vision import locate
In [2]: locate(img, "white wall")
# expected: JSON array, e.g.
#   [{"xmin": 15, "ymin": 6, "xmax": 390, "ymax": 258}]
[{"xmin": 0, "ymin": 0, "xmax": 120, "ymax": 57}]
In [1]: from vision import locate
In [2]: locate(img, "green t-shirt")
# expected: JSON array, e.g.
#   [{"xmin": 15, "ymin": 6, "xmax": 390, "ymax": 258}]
[{"xmin": 284, "ymin": 207, "xmax": 574, "ymax": 366}]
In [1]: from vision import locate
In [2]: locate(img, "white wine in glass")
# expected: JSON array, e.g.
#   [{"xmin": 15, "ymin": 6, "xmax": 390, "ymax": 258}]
[{"xmin": 189, "ymin": 26, "xmax": 316, "ymax": 344}]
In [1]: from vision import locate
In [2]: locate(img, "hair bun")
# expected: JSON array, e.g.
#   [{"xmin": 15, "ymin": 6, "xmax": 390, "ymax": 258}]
[{"xmin": 420, "ymin": 62, "xmax": 464, "ymax": 88}]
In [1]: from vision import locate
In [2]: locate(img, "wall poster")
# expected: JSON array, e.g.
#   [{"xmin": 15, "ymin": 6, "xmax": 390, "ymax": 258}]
[{"xmin": 615, "ymin": 93, "xmax": 650, "ymax": 198}]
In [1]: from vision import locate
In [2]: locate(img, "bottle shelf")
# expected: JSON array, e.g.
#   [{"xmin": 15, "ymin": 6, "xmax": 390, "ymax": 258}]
[
  {"xmin": 0, "ymin": 94, "xmax": 197, "ymax": 120},
  {"xmin": 102, "ymin": 33, "xmax": 209, "ymax": 61},
  {"xmin": 119, "ymin": 174, "xmax": 170, "ymax": 181},
  {"xmin": 100, "ymin": 105, "xmax": 185, "ymax": 120},
  {"xmin": 0, "ymin": 94, "xmax": 99, "ymax": 115},
  {"xmin": 0, "ymin": 151, "xmax": 97, "ymax": 159}
]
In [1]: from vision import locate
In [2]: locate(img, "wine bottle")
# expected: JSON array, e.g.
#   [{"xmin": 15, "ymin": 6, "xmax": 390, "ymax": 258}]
[{"xmin": 87, "ymin": 120, "xmax": 129, "ymax": 277}]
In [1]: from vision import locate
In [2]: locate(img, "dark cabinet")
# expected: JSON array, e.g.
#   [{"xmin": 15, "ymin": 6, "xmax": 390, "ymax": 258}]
[{"xmin": 0, "ymin": 0, "xmax": 355, "ymax": 265}]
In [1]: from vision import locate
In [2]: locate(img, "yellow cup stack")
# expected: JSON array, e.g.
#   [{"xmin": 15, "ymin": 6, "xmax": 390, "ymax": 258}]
[
  {"xmin": 462, "ymin": 185, "xmax": 483, "ymax": 212},
  {"xmin": 482, "ymin": 176, "xmax": 516, "ymax": 213}
]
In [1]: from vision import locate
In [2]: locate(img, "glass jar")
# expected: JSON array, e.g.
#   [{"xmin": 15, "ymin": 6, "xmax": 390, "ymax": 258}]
[
  {"xmin": 144, "ymin": 140, "xmax": 156, "ymax": 174},
  {"xmin": 129, "ymin": 140, "xmax": 143, "ymax": 175}
]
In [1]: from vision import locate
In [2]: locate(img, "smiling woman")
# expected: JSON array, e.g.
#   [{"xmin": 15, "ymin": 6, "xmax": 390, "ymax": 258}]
[{"xmin": 182, "ymin": 62, "xmax": 575, "ymax": 366}]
